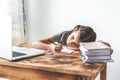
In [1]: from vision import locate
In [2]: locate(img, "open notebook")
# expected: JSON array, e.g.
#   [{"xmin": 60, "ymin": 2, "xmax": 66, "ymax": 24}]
[
  {"xmin": 48, "ymin": 44, "xmax": 74, "ymax": 54},
  {"xmin": 0, "ymin": 16, "xmax": 45, "ymax": 61},
  {"xmin": 61, "ymin": 46, "xmax": 74, "ymax": 54}
]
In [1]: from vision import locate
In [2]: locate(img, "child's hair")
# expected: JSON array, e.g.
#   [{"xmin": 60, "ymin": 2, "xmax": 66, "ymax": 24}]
[
  {"xmin": 73, "ymin": 25, "xmax": 96, "ymax": 42},
  {"xmin": 60, "ymin": 25, "xmax": 96, "ymax": 44}
]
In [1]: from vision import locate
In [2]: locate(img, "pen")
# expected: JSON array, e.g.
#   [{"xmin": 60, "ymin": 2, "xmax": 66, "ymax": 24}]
[
  {"xmin": 48, "ymin": 39, "xmax": 58, "ymax": 45},
  {"xmin": 48, "ymin": 39, "xmax": 65, "ymax": 49}
]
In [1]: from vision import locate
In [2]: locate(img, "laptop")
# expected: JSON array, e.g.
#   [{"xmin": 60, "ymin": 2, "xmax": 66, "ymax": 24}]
[{"xmin": 0, "ymin": 16, "xmax": 45, "ymax": 61}]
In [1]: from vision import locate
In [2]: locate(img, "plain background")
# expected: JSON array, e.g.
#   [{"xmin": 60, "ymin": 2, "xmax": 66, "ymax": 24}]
[{"xmin": 26, "ymin": 0, "xmax": 120, "ymax": 80}]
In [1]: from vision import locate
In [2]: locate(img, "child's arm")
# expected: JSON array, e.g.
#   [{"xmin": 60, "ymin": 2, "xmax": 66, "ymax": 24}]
[
  {"xmin": 32, "ymin": 36, "xmax": 53, "ymax": 50},
  {"xmin": 32, "ymin": 36, "xmax": 62, "ymax": 52}
]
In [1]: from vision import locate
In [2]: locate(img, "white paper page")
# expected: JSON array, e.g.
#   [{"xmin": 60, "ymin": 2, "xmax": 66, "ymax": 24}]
[{"xmin": 61, "ymin": 46, "xmax": 73, "ymax": 54}]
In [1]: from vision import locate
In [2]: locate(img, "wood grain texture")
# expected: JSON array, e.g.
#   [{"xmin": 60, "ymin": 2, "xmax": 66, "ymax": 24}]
[
  {"xmin": 0, "ymin": 65, "xmax": 79, "ymax": 80},
  {"xmin": 0, "ymin": 44, "xmax": 106, "ymax": 80},
  {"xmin": 0, "ymin": 52, "xmax": 105, "ymax": 76},
  {"xmin": 100, "ymin": 63, "xmax": 107, "ymax": 80}
]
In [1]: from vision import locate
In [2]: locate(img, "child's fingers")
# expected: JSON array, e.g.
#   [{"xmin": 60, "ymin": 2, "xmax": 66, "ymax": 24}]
[{"xmin": 55, "ymin": 44, "xmax": 62, "ymax": 52}]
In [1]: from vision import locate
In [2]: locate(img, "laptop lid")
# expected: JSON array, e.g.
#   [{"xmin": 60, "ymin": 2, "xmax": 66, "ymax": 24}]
[{"xmin": 0, "ymin": 16, "xmax": 45, "ymax": 61}]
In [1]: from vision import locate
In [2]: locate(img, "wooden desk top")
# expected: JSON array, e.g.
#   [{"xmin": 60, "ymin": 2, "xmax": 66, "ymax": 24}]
[
  {"xmin": 0, "ymin": 44, "xmax": 105, "ymax": 77},
  {"xmin": 0, "ymin": 52, "xmax": 105, "ymax": 77}
]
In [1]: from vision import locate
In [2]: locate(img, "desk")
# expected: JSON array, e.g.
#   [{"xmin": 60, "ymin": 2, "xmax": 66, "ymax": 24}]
[{"xmin": 0, "ymin": 44, "xmax": 106, "ymax": 80}]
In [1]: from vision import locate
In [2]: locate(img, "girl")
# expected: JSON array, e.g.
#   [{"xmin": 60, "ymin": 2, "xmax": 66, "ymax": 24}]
[{"xmin": 32, "ymin": 25, "xmax": 96, "ymax": 52}]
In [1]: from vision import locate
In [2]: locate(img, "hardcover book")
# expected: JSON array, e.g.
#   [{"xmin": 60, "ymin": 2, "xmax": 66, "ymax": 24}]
[
  {"xmin": 80, "ymin": 41, "xmax": 112, "ymax": 55},
  {"xmin": 80, "ymin": 53, "xmax": 113, "ymax": 63}
]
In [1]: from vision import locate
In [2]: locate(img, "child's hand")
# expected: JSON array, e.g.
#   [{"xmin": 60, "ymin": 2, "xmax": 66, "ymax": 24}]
[
  {"xmin": 50, "ymin": 44, "xmax": 62, "ymax": 52},
  {"xmin": 55, "ymin": 44, "xmax": 62, "ymax": 52}
]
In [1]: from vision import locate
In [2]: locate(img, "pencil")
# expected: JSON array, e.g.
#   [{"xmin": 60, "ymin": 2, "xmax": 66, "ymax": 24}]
[
  {"xmin": 48, "ymin": 39, "xmax": 65, "ymax": 50},
  {"xmin": 48, "ymin": 39, "xmax": 58, "ymax": 45}
]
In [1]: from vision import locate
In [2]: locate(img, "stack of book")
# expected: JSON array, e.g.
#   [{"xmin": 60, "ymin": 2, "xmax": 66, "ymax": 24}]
[{"xmin": 79, "ymin": 41, "xmax": 113, "ymax": 63}]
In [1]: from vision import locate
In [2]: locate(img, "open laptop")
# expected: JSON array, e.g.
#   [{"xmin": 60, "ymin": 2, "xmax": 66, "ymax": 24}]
[{"xmin": 0, "ymin": 16, "xmax": 45, "ymax": 61}]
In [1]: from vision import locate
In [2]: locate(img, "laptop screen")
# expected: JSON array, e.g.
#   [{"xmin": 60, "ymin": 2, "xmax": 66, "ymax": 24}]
[{"xmin": 0, "ymin": 16, "xmax": 13, "ymax": 60}]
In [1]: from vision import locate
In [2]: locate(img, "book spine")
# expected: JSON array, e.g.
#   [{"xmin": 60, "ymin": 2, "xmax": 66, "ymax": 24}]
[
  {"xmin": 80, "ymin": 53, "xmax": 113, "ymax": 62},
  {"xmin": 84, "ymin": 51, "xmax": 110, "ymax": 56},
  {"xmin": 83, "ymin": 54, "xmax": 111, "ymax": 60},
  {"xmin": 87, "ymin": 56, "xmax": 111, "ymax": 60}
]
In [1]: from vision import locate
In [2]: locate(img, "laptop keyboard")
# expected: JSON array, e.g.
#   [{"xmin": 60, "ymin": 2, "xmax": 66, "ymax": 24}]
[
  {"xmin": 12, "ymin": 51, "xmax": 26, "ymax": 57},
  {"xmin": 12, "ymin": 46, "xmax": 45, "ymax": 56}
]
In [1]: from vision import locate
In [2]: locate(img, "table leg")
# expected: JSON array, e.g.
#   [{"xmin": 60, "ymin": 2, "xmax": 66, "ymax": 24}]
[
  {"xmin": 100, "ymin": 63, "xmax": 107, "ymax": 80},
  {"xmin": 89, "ymin": 77, "xmax": 95, "ymax": 80},
  {"xmin": 81, "ymin": 76, "xmax": 87, "ymax": 80}
]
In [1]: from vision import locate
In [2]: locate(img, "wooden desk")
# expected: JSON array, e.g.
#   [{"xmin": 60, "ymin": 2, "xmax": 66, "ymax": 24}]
[{"xmin": 0, "ymin": 44, "xmax": 106, "ymax": 80}]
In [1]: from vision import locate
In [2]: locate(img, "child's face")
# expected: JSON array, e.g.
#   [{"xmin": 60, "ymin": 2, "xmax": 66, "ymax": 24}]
[{"xmin": 66, "ymin": 30, "xmax": 80, "ymax": 49}]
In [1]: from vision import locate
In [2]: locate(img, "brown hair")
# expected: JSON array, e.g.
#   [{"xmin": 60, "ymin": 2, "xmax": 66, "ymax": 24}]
[
  {"xmin": 73, "ymin": 25, "xmax": 96, "ymax": 42},
  {"xmin": 60, "ymin": 25, "xmax": 96, "ymax": 45}
]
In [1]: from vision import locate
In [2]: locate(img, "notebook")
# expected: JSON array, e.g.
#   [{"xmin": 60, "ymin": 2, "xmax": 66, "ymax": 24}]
[{"xmin": 0, "ymin": 16, "xmax": 45, "ymax": 61}]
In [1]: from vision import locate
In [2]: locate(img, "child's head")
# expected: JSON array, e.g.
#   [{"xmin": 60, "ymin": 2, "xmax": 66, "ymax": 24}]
[
  {"xmin": 73, "ymin": 25, "xmax": 96, "ymax": 42},
  {"xmin": 66, "ymin": 25, "xmax": 96, "ymax": 48}
]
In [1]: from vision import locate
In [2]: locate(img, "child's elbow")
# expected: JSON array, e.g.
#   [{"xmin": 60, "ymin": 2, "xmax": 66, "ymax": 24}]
[{"xmin": 31, "ymin": 42, "xmax": 38, "ymax": 48}]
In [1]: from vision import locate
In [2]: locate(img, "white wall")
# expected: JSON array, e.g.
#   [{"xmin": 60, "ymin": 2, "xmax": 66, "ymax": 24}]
[{"xmin": 26, "ymin": 0, "xmax": 120, "ymax": 80}]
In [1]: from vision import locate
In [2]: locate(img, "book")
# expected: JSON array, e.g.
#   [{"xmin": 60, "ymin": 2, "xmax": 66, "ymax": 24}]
[
  {"xmin": 81, "ymin": 53, "xmax": 111, "ymax": 60},
  {"xmin": 80, "ymin": 53, "xmax": 114, "ymax": 63},
  {"xmin": 82, "ymin": 50, "xmax": 110, "ymax": 56},
  {"xmin": 80, "ymin": 41, "xmax": 110, "ymax": 50},
  {"xmin": 80, "ymin": 41, "xmax": 112, "ymax": 55},
  {"xmin": 79, "ymin": 41, "xmax": 113, "ymax": 63}
]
